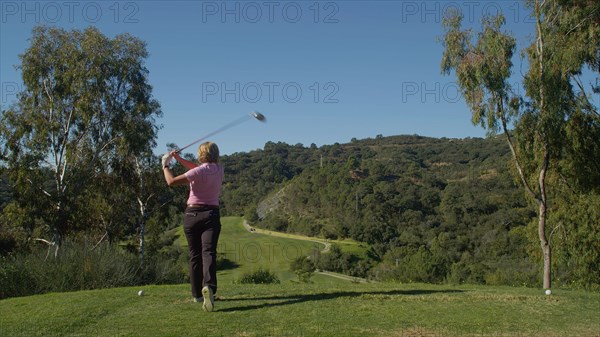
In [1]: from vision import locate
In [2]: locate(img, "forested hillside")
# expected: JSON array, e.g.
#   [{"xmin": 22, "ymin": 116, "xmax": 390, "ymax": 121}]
[
  {"xmin": 219, "ymin": 135, "xmax": 597, "ymax": 288},
  {"xmin": 1, "ymin": 135, "xmax": 598, "ymax": 289}
]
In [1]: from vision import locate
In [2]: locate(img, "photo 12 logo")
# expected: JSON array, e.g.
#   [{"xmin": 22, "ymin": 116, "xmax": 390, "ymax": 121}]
[
  {"xmin": 1, "ymin": 82, "xmax": 21, "ymax": 105},
  {"xmin": 401, "ymin": 81, "xmax": 524, "ymax": 104},
  {"xmin": 401, "ymin": 81, "xmax": 462, "ymax": 104},
  {"xmin": 1, "ymin": 1, "xmax": 140, "ymax": 24},
  {"xmin": 400, "ymin": 1, "xmax": 534, "ymax": 24},
  {"xmin": 218, "ymin": 242, "xmax": 304, "ymax": 263},
  {"xmin": 202, "ymin": 81, "xmax": 340, "ymax": 104},
  {"xmin": 200, "ymin": 1, "xmax": 340, "ymax": 23}
]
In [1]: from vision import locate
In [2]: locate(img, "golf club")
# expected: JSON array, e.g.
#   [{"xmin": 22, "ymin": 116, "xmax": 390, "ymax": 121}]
[{"xmin": 175, "ymin": 111, "xmax": 266, "ymax": 153}]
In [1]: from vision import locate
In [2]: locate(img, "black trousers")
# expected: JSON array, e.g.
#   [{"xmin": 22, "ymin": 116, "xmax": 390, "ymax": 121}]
[{"xmin": 183, "ymin": 207, "xmax": 221, "ymax": 298}]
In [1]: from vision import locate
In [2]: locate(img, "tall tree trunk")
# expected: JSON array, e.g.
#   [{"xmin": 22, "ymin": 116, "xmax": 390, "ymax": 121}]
[
  {"xmin": 539, "ymin": 201, "xmax": 551, "ymax": 289},
  {"xmin": 535, "ymin": 0, "xmax": 552, "ymax": 290},
  {"xmin": 501, "ymin": 114, "xmax": 551, "ymax": 288},
  {"xmin": 135, "ymin": 157, "xmax": 147, "ymax": 268},
  {"xmin": 138, "ymin": 198, "xmax": 146, "ymax": 268},
  {"xmin": 539, "ymin": 148, "xmax": 551, "ymax": 289},
  {"xmin": 139, "ymin": 221, "xmax": 145, "ymax": 267},
  {"xmin": 52, "ymin": 200, "xmax": 67, "ymax": 258},
  {"xmin": 52, "ymin": 229, "xmax": 61, "ymax": 259}
]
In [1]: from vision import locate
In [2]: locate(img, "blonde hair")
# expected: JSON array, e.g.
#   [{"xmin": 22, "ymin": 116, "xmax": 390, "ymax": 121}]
[{"xmin": 197, "ymin": 142, "xmax": 219, "ymax": 163}]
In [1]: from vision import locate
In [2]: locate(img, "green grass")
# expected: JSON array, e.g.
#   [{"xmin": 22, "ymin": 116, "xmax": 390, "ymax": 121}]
[
  {"xmin": 332, "ymin": 240, "xmax": 369, "ymax": 258},
  {"xmin": 248, "ymin": 220, "xmax": 370, "ymax": 258},
  {"xmin": 2, "ymin": 217, "xmax": 598, "ymax": 336},
  {"xmin": 1, "ymin": 282, "xmax": 598, "ymax": 336},
  {"xmin": 176, "ymin": 217, "xmax": 345, "ymax": 284}
]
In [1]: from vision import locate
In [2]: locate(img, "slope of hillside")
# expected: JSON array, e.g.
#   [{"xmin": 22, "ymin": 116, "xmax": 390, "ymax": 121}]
[{"xmin": 221, "ymin": 135, "xmax": 541, "ymax": 285}]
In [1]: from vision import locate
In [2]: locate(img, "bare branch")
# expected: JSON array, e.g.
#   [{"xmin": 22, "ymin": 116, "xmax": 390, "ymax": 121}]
[
  {"xmin": 565, "ymin": 6, "xmax": 600, "ymax": 36},
  {"xmin": 500, "ymin": 115, "xmax": 541, "ymax": 205},
  {"xmin": 33, "ymin": 237, "xmax": 53, "ymax": 246},
  {"xmin": 42, "ymin": 78, "xmax": 54, "ymax": 104},
  {"xmin": 144, "ymin": 193, "xmax": 155, "ymax": 206},
  {"xmin": 33, "ymin": 237, "xmax": 56, "ymax": 261},
  {"xmin": 573, "ymin": 75, "xmax": 600, "ymax": 116},
  {"xmin": 539, "ymin": 147, "xmax": 550, "ymax": 206},
  {"xmin": 91, "ymin": 231, "xmax": 109, "ymax": 250},
  {"xmin": 26, "ymin": 178, "xmax": 53, "ymax": 199},
  {"xmin": 549, "ymin": 221, "xmax": 563, "ymax": 241}
]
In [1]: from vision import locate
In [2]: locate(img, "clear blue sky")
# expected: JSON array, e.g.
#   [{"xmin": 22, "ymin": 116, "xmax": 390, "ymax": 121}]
[{"xmin": 1, "ymin": 1, "xmax": 539, "ymax": 155}]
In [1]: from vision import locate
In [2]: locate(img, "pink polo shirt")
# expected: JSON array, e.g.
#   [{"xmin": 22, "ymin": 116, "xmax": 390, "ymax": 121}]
[{"xmin": 184, "ymin": 163, "xmax": 224, "ymax": 206}]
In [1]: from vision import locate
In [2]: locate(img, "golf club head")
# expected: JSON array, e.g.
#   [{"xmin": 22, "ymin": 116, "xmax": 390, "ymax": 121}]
[{"xmin": 250, "ymin": 111, "xmax": 266, "ymax": 122}]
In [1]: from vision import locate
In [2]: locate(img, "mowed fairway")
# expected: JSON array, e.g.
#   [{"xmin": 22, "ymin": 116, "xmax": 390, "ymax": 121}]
[{"xmin": 1, "ymin": 282, "xmax": 599, "ymax": 337}]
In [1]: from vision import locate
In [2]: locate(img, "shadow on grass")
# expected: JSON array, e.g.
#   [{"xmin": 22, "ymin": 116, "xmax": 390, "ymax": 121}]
[
  {"xmin": 218, "ymin": 289, "xmax": 464, "ymax": 312},
  {"xmin": 216, "ymin": 257, "xmax": 240, "ymax": 271}
]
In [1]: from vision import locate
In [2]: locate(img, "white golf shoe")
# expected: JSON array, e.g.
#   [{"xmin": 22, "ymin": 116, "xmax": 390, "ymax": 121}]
[{"xmin": 201, "ymin": 286, "xmax": 214, "ymax": 312}]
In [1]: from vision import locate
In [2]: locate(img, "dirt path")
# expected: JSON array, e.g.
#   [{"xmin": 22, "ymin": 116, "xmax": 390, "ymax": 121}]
[
  {"xmin": 242, "ymin": 219, "xmax": 331, "ymax": 253},
  {"xmin": 242, "ymin": 219, "xmax": 371, "ymax": 283},
  {"xmin": 315, "ymin": 271, "xmax": 369, "ymax": 283}
]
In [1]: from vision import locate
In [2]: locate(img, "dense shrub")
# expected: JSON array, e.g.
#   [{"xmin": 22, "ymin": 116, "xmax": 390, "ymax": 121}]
[
  {"xmin": 315, "ymin": 244, "xmax": 362, "ymax": 277},
  {"xmin": 0, "ymin": 242, "xmax": 185, "ymax": 299},
  {"xmin": 290, "ymin": 256, "xmax": 316, "ymax": 283},
  {"xmin": 236, "ymin": 267, "xmax": 280, "ymax": 284}
]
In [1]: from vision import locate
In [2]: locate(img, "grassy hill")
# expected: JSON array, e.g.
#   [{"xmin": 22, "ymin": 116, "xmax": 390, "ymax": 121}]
[{"xmin": 1, "ymin": 283, "xmax": 598, "ymax": 336}]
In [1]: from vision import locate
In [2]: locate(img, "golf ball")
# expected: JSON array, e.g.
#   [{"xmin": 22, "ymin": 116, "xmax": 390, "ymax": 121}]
[
  {"xmin": 138, "ymin": 290, "xmax": 145, "ymax": 296},
  {"xmin": 545, "ymin": 289, "xmax": 551, "ymax": 295}
]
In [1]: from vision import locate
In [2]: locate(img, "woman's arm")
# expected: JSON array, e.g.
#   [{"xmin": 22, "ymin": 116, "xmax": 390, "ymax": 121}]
[
  {"xmin": 172, "ymin": 151, "xmax": 198, "ymax": 170},
  {"xmin": 163, "ymin": 167, "xmax": 189, "ymax": 186}
]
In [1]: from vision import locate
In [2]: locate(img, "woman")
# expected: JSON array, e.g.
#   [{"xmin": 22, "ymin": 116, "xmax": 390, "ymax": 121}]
[{"xmin": 162, "ymin": 142, "xmax": 224, "ymax": 312}]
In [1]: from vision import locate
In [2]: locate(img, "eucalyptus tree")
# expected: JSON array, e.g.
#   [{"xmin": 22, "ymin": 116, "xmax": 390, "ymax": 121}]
[
  {"xmin": 0, "ymin": 26, "xmax": 162, "ymax": 257},
  {"xmin": 441, "ymin": 0, "xmax": 599, "ymax": 289}
]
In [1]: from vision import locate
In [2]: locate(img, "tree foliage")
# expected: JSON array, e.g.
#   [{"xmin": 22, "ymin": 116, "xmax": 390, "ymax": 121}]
[
  {"xmin": 1, "ymin": 18, "xmax": 597, "ymax": 291},
  {"xmin": 440, "ymin": 0, "xmax": 599, "ymax": 289},
  {"xmin": 220, "ymin": 136, "xmax": 550, "ymax": 285},
  {"xmin": 290, "ymin": 256, "xmax": 316, "ymax": 283},
  {"xmin": 0, "ymin": 26, "xmax": 162, "ymax": 256}
]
